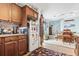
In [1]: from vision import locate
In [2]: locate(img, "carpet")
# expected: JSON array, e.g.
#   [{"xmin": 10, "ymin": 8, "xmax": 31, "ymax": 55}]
[{"xmin": 28, "ymin": 47, "xmax": 71, "ymax": 56}]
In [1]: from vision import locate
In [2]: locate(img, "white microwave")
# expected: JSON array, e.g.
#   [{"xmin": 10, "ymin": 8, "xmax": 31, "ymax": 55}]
[{"xmin": 18, "ymin": 27, "xmax": 27, "ymax": 34}]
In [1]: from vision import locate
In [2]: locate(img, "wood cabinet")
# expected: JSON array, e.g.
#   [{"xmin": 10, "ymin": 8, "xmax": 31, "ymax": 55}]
[
  {"xmin": 0, "ymin": 35, "xmax": 27, "ymax": 56},
  {"xmin": 11, "ymin": 4, "xmax": 22, "ymax": 23},
  {"xmin": 0, "ymin": 4, "xmax": 11, "ymax": 21},
  {"xmin": 0, "ymin": 38, "xmax": 4, "ymax": 56},
  {"xmin": 4, "ymin": 36, "xmax": 18, "ymax": 56},
  {"xmin": 0, "ymin": 3, "xmax": 21, "ymax": 24},
  {"xmin": 0, "ymin": 44, "xmax": 4, "ymax": 56},
  {"xmin": 21, "ymin": 6, "xmax": 27, "ymax": 26},
  {"xmin": 5, "ymin": 41, "xmax": 18, "ymax": 56},
  {"xmin": 0, "ymin": 3, "xmax": 38, "ymax": 25},
  {"xmin": 26, "ymin": 6, "xmax": 34, "ymax": 17},
  {"xmin": 26, "ymin": 6, "xmax": 38, "ymax": 19},
  {"xmin": 18, "ymin": 39, "xmax": 27, "ymax": 55},
  {"xmin": 21, "ymin": 5, "xmax": 38, "ymax": 26},
  {"xmin": 0, "ymin": 38, "xmax": 2, "ymax": 44}
]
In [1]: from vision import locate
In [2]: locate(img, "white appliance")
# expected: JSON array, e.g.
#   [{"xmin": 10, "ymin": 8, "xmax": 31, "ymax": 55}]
[
  {"xmin": 18, "ymin": 27, "xmax": 27, "ymax": 34},
  {"xmin": 28, "ymin": 20, "xmax": 39, "ymax": 51}
]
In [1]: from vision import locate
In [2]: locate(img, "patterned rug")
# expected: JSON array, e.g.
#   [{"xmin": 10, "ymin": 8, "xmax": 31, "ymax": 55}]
[{"xmin": 28, "ymin": 47, "xmax": 71, "ymax": 56}]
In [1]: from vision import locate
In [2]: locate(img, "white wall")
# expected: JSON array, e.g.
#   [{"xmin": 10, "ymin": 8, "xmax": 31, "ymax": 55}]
[
  {"xmin": 49, "ymin": 20, "xmax": 61, "ymax": 34},
  {"xmin": 48, "ymin": 17, "xmax": 79, "ymax": 34},
  {"xmin": 60, "ymin": 17, "xmax": 79, "ymax": 33}
]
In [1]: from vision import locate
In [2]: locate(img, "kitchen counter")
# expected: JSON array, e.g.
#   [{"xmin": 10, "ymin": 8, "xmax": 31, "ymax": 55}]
[{"xmin": 0, "ymin": 34, "xmax": 26, "ymax": 37}]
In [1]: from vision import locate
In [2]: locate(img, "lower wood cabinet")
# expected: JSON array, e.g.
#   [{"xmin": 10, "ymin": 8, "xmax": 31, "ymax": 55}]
[
  {"xmin": 0, "ymin": 35, "xmax": 28, "ymax": 56},
  {"xmin": 5, "ymin": 41, "xmax": 18, "ymax": 56},
  {"xmin": 0, "ymin": 44, "xmax": 4, "ymax": 56},
  {"xmin": 18, "ymin": 39, "xmax": 27, "ymax": 55}
]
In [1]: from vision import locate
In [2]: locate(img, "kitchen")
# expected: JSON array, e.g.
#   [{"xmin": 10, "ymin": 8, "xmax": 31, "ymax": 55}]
[
  {"xmin": 1, "ymin": 3, "xmax": 79, "ymax": 56},
  {"xmin": 0, "ymin": 1, "xmax": 78, "ymax": 59},
  {"xmin": 0, "ymin": 3, "xmax": 43, "ymax": 56}
]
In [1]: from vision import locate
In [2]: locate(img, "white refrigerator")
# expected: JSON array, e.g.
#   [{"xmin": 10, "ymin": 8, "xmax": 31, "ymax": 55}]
[{"xmin": 28, "ymin": 20, "xmax": 39, "ymax": 51}]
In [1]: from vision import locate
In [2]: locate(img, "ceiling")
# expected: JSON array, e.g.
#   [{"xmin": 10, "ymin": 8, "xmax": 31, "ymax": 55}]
[{"xmin": 17, "ymin": 3, "xmax": 79, "ymax": 21}]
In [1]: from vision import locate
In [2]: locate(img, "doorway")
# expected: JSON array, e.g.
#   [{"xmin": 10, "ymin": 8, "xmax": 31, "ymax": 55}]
[{"xmin": 49, "ymin": 26, "xmax": 52, "ymax": 35}]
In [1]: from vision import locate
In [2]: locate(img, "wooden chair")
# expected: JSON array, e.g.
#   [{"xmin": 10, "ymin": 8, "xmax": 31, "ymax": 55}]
[{"xmin": 63, "ymin": 29, "xmax": 74, "ymax": 43}]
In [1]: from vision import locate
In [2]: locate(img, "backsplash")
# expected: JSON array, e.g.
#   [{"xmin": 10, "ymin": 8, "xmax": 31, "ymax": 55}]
[{"xmin": 0, "ymin": 20, "xmax": 18, "ymax": 30}]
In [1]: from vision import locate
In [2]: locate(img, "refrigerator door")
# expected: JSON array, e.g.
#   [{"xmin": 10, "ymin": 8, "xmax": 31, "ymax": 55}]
[{"xmin": 29, "ymin": 20, "xmax": 39, "ymax": 51}]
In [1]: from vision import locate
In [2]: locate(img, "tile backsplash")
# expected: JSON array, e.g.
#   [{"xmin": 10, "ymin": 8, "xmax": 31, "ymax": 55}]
[{"xmin": 0, "ymin": 20, "xmax": 18, "ymax": 30}]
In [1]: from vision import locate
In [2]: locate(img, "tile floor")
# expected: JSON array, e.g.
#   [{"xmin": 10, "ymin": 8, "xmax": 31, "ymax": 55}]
[
  {"xmin": 24, "ymin": 39, "xmax": 77, "ymax": 56},
  {"xmin": 43, "ymin": 39, "xmax": 76, "ymax": 56}
]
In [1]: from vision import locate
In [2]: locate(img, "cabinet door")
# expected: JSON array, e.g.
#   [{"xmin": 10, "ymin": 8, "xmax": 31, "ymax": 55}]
[
  {"xmin": 18, "ymin": 39, "xmax": 27, "ymax": 55},
  {"xmin": 11, "ymin": 4, "xmax": 21, "ymax": 23},
  {"xmin": 21, "ymin": 7, "xmax": 27, "ymax": 27},
  {"xmin": 0, "ymin": 44, "xmax": 4, "ymax": 56},
  {"xmin": 0, "ymin": 4, "xmax": 10, "ymax": 21},
  {"xmin": 5, "ymin": 41, "xmax": 18, "ymax": 56},
  {"xmin": 26, "ymin": 7, "xmax": 33, "ymax": 16}
]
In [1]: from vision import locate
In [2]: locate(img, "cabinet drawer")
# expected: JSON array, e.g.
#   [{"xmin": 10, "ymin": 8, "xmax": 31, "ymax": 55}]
[
  {"xmin": 10, "ymin": 36, "xmax": 18, "ymax": 41},
  {"xmin": 5, "ymin": 37, "xmax": 12, "ymax": 42},
  {"xmin": 18, "ymin": 35, "xmax": 26, "ymax": 39},
  {"xmin": 5, "ymin": 36, "xmax": 18, "ymax": 42}
]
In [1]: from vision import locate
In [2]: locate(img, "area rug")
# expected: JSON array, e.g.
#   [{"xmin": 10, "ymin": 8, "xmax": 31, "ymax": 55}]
[{"xmin": 28, "ymin": 47, "xmax": 71, "ymax": 56}]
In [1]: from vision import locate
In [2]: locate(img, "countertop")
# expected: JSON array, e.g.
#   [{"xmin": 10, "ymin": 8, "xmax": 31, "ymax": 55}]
[{"xmin": 0, "ymin": 34, "xmax": 26, "ymax": 37}]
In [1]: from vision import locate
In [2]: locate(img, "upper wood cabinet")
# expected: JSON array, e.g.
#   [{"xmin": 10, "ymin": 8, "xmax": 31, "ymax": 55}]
[
  {"xmin": 26, "ymin": 6, "xmax": 38, "ymax": 18},
  {"xmin": 11, "ymin": 4, "xmax": 22, "ymax": 24},
  {"xmin": 21, "ymin": 5, "xmax": 38, "ymax": 26},
  {"xmin": 26, "ymin": 6, "xmax": 34, "ymax": 17},
  {"xmin": 0, "ymin": 4, "xmax": 11, "ymax": 21},
  {"xmin": 0, "ymin": 3, "xmax": 22, "ymax": 24}
]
